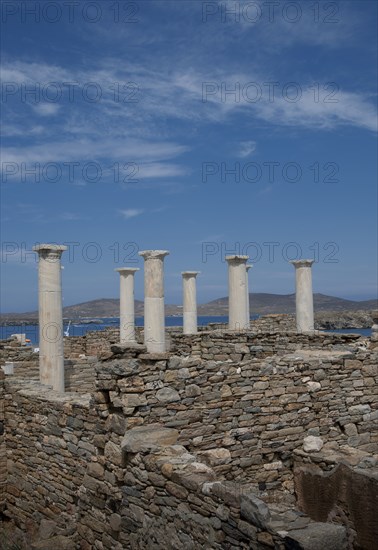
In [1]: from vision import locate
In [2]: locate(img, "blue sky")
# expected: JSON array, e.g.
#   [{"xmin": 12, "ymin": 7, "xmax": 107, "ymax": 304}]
[{"xmin": 1, "ymin": 0, "xmax": 377, "ymax": 312}]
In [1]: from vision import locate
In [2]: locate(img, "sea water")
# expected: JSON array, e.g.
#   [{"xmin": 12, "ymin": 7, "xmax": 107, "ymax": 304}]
[{"xmin": 0, "ymin": 318, "xmax": 371, "ymax": 345}]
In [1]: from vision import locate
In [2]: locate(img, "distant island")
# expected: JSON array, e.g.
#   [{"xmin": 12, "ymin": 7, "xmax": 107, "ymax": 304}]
[{"xmin": 1, "ymin": 293, "xmax": 376, "ymax": 329}]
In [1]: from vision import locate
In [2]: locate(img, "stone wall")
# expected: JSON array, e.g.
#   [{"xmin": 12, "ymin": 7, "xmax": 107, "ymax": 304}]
[
  {"xmin": 4, "ymin": 380, "xmax": 95, "ymax": 536},
  {"xmin": 1, "ymin": 328, "xmax": 376, "ymax": 549},
  {"xmin": 78, "ymin": 424, "xmax": 347, "ymax": 550},
  {"xmin": 293, "ymin": 447, "xmax": 378, "ymax": 550},
  {"xmin": 0, "ymin": 337, "xmax": 37, "ymax": 363},
  {"xmin": 0, "ymin": 338, "xmax": 97, "ymax": 393},
  {"xmin": 63, "ymin": 328, "xmax": 124, "ymax": 358},
  {"xmin": 95, "ymin": 342, "xmax": 377, "ymax": 487},
  {"xmin": 169, "ymin": 330, "xmax": 363, "ymax": 360},
  {"xmin": 2, "ymin": 375, "xmax": 350, "ymax": 550},
  {"xmin": 252, "ymin": 314, "xmax": 296, "ymax": 333}
]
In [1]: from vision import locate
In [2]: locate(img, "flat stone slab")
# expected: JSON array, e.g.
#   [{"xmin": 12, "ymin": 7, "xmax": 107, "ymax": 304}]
[
  {"xmin": 283, "ymin": 349, "xmax": 354, "ymax": 361},
  {"xmin": 31, "ymin": 536, "xmax": 73, "ymax": 550},
  {"xmin": 284, "ymin": 522, "xmax": 347, "ymax": 550},
  {"xmin": 240, "ymin": 493, "xmax": 271, "ymax": 529},
  {"xmin": 295, "ymin": 444, "xmax": 378, "ymax": 468},
  {"xmin": 111, "ymin": 343, "xmax": 146, "ymax": 353},
  {"xmin": 121, "ymin": 424, "xmax": 179, "ymax": 453},
  {"xmin": 138, "ymin": 353, "xmax": 171, "ymax": 360}
]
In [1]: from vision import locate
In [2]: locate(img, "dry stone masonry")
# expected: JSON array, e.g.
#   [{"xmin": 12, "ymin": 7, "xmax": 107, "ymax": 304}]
[
  {"xmin": 0, "ymin": 244, "xmax": 377, "ymax": 548},
  {"xmin": 0, "ymin": 321, "xmax": 377, "ymax": 549}
]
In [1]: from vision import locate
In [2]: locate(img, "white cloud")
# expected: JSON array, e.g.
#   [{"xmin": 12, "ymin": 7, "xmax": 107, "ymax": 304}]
[
  {"xmin": 1, "ymin": 124, "xmax": 45, "ymax": 137},
  {"xmin": 59, "ymin": 212, "xmax": 84, "ymax": 221},
  {"xmin": 238, "ymin": 141, "xmax": 257, "ymax": 158},
  {"xmin": 1, "ymin": 139, "xmax": 189, "ymax": 166},
  {"xmin": 2, "ymin": 58, "xmax": 377, "ymax": 147},
  {"xmin": 32, "ymin": 103, "xmax": 61, "ymax": 116},
  {"xmin": 119, "ymin": 209, "xmax": 145, "ymax": 219}
]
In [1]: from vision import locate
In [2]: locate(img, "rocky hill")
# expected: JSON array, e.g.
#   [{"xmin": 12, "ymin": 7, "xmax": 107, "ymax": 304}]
[
  {"xmin": 1, "ymin": 293, "xmax": 376, "ymax": 324},
  {"xmin": 198, "ymin": 293, "xmax": 377, "ymax": 316}
]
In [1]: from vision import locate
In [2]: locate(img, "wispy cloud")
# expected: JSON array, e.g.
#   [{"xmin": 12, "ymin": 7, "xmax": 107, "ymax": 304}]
[
  {"xmin": 1, "ymin": 138, "xmax": 189, "ymax": 164},
  {"xmin": 59, "ymin": 212, "xmax": 85, "ymax": 221},
  {"xmin": 32, "ymin": 103, "xmax": 61, "ymax": 117},
  {"xmin": 2, "ymin": 59, "xmax": 376, "ymax": 142},
  {"xmin": 237, "ymin": 140, "xmax": 257, "ymax": 158},
  {"xmin": 119, "ymin": 208, "xmax": 145, "ymax": 219}
]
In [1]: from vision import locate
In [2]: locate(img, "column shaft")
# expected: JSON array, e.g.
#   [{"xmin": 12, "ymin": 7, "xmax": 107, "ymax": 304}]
[
  {"xmin": 139, "ymin": 250, "xmax": 169, "ymax": 352},
  {"xmin": 182, "ymin": 272, "xmax": 200, "ymax": 334},
  {"xmin": 115, "ymin": 268, "xmax": 139, "ymax": 344},
  {"xmin": 33, "ymin": 244, "xmax": 67, "ymax": 392},
  {"xmin": 291, "ymin": 260, "xmax": 315, "ymax": 332},
  {"xmin": 245, "ymin": 265, "xmax": 252, "ymax": 328},
  {"xmin": 226, "ymin": 255, "xmax": 249, "ymax": 330}
]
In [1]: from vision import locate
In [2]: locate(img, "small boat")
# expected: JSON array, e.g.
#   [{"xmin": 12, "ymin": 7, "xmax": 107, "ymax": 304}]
[{"xmin": 64, "ymin": 320, "xmax": 71, "ymax": 337}]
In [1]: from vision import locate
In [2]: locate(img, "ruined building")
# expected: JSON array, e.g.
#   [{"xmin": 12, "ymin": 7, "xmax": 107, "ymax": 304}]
[{"xmin": 0, "ymin": 245, "xmax": 377, "ymax": 549}]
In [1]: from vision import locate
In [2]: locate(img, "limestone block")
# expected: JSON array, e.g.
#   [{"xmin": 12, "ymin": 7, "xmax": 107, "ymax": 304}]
[
  {"xmin": 156, "ymin": 387, "xmax": 180, "ymax": 403},
  {"xmin": 197, "ymin": 448, "xmax": 231, "ymax": 466},
  {"xmin": 240, "ymin": 493, "xmax": 271, "ymax": 529},
  {"xmin": 284, "ymin": 523, "xmax": 347, "ymax": 550},
  {"xmin": 121, "ymin": 425, "xmax": 179, "ymax": 453},
  {"xmin": 303, "ymin": 436, "xmax": 324, "ymax": 453}
]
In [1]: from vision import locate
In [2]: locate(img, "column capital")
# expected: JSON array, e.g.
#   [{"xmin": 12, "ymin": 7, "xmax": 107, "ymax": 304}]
[
  {"xmin": 115, "ymin": 267, "xmax": 140, "ymax": 274},
  {"xmin": 246, "ymin": 264, "xmax": 253, "ymax": 271},
  {"xmin": 182, "ymin": 271, "xmax": 200, "ymax": 278},
  {"xmin": 33, "ymin": 244, "xmax": 67, "ymax": 255},
  {"xmin": 139, "ymin": 250, "xmax": 169, "ymax": 260},
  {"xmin": 290, "ymin": 259, "xmax": 314, "ymax": 268},
  {"xmin": 225, "ymin": 255, "xmax": 249, "ymax": 264}
]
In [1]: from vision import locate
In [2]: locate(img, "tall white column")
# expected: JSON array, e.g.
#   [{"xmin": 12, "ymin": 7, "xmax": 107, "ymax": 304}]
[
  {"xmin": 226, "ymin": 255, "xmax": 249, "ymax": 330},
  {"xmin": 115, "ymin": 267, "xmax": 139, "ymax": 344},
  {"xmin": 245, "ymin": 264, "xmax": 252, "ymax": 328},
  {"xmin": 291, "ymin": 260, "xmax": 315, "ymax": 333},
  {"xmin": 139, "ymin": 250, "xmax": 169, "ymax": 352},
  {"xmin": 182, "ymin": 271, "xmax": 200, "ymax": 335},
  {"xmin": 33, "ymin": 244, "xmax": 67, "ymax": 392}
]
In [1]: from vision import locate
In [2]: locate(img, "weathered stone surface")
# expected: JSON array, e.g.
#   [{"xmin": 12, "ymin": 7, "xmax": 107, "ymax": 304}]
[
  {"xmin": 240, "ymin": 493, "xmax": 271, "ymax": 529},
  {"xmin": 121, "ymin": 425, "xmax": 179, "ymax": 453},
  {"xmin": 166, "ymin": 481, "xmax": 189, "ymax": 499},
  {"xmin": 1, "ymin": 319, "xmax": 377, "ymax": 550},
  {"xmin": 171, "ymin": 462, "xmax": 216, "ymax": 491},
  {"xmin": 104, "ymin": 440, "xmax": 123, "ymax": 466},
  {"xmin": 185, "ymin": 384, "xmax": 201, "ymax": 397},
  {"xmin": 31, "ymin": 536, "xmax": 73, "ymax": 549},
  {"xmin": 38, "ymin": 519, "xmax": 57, "ymax": 540},
  {"xmin": 197, "ymin": 448, "xmax": 231, "ymax": 466},
  {"xmin": 121, "ymin": 393, "xmax": 147, "ymax": 408},
  {"xmin": 284, "ymin": 523, "xmax": 347, "ymax": 550},
  {"xmin": 109, "ymin": 513, "xmax": 122, "ymax": 532},
  {"xmin": 307, "ymin": 381, "xmax": 321, "ymax": 392},
  {"xmin": 156, "ymin": 387, "xmax": 180, "ymax": 403},
  {"xmin": 202, "ymin": 481, "xmax": 240, "ymax": 508},
  {"xmin": 303, "ymin": 436, "xmax": 324, "ymax": 453}
]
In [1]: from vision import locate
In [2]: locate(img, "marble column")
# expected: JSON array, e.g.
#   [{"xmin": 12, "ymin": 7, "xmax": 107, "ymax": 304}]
[
  {"xmin": 291, "ymin": 260, "xmax": 315, "ymax": 333},
  {"xmin": 245, "ymin": 264, "xmax": 252, "ymax": 328},
  {"xmin": 182, "ymin": 271, "xmax": 200, "ymax": 334},
  {"xmin": 139, "ymin": 250, "xmax": 169, "ymax": 352},
  {"xmin": 33, "ymin": 244, "xmax": 67, "ymax": 392},
  {"xmin": 115, "ymin": 267, "xmax": 139, "ymax": 344},
  {"xmin": 226, "ymin": 255, "xmax": 249, "ymax": 330}
]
